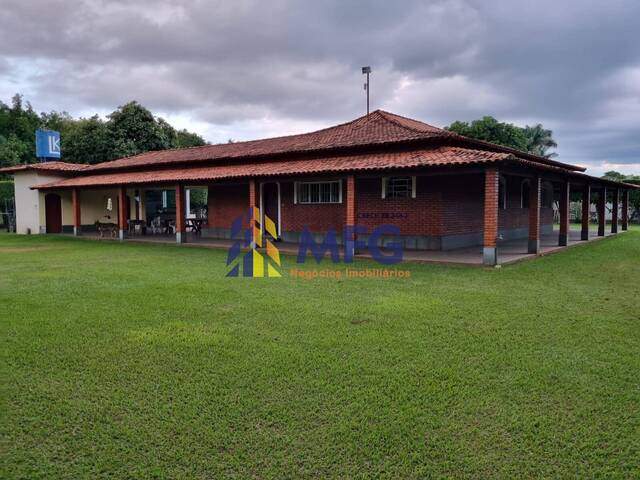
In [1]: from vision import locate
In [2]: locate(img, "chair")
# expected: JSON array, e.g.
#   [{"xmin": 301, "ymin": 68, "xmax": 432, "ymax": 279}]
[
  {"xmin": 150, "ymin": 216, "xmax": 164, "ymax": 235},
  {"xmin": 128, "ymin": 219, "xmax": 146, "ymax": 236}
]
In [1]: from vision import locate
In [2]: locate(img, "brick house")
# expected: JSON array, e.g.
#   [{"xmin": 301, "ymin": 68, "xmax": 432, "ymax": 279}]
[{"xmin": 1, "ymin": 110, "xmax": 636, "ymax": 265}]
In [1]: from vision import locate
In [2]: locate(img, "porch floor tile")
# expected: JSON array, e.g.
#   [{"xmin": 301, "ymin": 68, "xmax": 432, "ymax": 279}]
[{"xmin": 66, "ymin": 227, "xmax": 621, "ymax": 266}]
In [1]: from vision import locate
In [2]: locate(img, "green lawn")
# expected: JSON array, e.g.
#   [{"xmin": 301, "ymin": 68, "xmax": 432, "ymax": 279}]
[{"xmin": 1, "ymin": 231, "xmax": 639, "ymax": 479}]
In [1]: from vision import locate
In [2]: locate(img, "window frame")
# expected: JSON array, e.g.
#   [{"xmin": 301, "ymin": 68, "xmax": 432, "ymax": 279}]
[
  {"xmin": 294, "ymin": 180, "xmax": 342, "ymax": 205},
  {"xmin": 381, "ymin": 176, "xmax": 417, "ymax": 199}
]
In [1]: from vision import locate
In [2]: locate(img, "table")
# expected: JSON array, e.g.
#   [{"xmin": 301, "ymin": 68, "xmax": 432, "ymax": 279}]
[{"xmin": 186, "ymin": 218, "xmax": 204, "ymax": 235}]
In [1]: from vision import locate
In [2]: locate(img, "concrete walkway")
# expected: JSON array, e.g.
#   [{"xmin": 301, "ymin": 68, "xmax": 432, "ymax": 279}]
[
  {"xmin": 69, "ymin": 226, "xmax": 622, "ymax": 266},
  {"xmin": 400, "ymin": 229, "xmax": 618, "ymax": 266}
]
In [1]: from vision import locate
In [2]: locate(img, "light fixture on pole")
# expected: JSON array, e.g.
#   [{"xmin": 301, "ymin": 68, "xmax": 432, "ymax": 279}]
[{"xmin": 362, "ymin": 66, "xmax": 371, "ymax": 115}]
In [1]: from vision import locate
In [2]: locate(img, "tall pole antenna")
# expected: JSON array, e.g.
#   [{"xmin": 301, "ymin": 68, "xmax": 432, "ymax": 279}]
[{"xmin": 362, "ymin": 66, "xmax": 371, "ymax": 115}]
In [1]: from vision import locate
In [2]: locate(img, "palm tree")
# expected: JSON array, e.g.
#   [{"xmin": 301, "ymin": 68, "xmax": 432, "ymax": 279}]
[{"xmin": 523, "ymin": 124, "xmax": 558, "ymax": 158}]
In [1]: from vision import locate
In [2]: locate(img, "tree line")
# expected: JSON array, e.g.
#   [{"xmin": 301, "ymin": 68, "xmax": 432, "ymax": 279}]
[
  {"xmin": 0, "ymin": 97, "xmax": 562, "ymax": 167},
  {"xmin": 0, "ymin": 94, "xmax": 206, "ymax": 168},
  {"xmin": 446, "ymin": 116, "xmax": 558, "ymax": 158},
  {"xmin": 1, "ymin": 95, "xmax": 636, "ymax": 219}
]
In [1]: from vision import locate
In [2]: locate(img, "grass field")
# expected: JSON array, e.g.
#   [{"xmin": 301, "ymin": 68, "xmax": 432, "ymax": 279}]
[{"xmin": 1, "ymin": 231, "xmax": 639, "ymax": 479}]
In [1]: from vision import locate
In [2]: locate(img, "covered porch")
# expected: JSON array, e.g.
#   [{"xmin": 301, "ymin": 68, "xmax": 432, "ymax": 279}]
[
  {"xmin": 43, "ymin": 165, "xmax": 633, "ymax": 267},
  {"xmin": 64, "ymin": 226, "xmax": 619, "ymax": 266}
]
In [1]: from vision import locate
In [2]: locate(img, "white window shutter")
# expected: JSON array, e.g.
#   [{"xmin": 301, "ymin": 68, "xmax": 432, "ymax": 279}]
[
  {"xmin": 293, "ymin": 182, "xmax": 298, "ymax": 204},
  {"xmin": 411, "ymin": 176, "xmax": 417, "ymax": 198},
  {"xmin": 381, "ymin": 177, "xmax": 387, "ymax": 199}
]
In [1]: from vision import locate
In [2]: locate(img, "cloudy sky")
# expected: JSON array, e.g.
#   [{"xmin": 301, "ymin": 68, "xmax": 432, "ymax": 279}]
[{"xmin": 1, "ymin": 0, "xmax": 639, "ymax": 175}]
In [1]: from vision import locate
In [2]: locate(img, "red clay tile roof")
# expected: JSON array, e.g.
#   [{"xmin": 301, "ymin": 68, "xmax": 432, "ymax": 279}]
[
  {"xmin": 79, "ymin": 109, "xmax": 585, "ymax": 173},
  {"xmin": 84, "ymin": 110, "xmax": 457, "ymax": 172},
  {"xmin": 34, "ymin": 147, "xmax": 514, "ymax": 189},
  {"xmin": 5, "ymin": 111, "xmax": 587, "ymax": 180},
  {"xmin": 0, "ymin": 161, "xmax": 89, "ymax": 174}
]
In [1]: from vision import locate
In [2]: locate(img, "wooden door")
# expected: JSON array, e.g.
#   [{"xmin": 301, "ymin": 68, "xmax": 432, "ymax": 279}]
[{"xmin": 45, "ymin": 193, "xmax": 62, "ymax": 233}]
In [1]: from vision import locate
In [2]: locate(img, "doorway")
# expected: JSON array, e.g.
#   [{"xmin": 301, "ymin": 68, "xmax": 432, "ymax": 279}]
[
  {"xmin": 261, "ymin": 182, "xmax": 280, "ymax": 239},
  {"xmin": 45, "ymin": 193, "xmax": 62, "ymax": 233}
]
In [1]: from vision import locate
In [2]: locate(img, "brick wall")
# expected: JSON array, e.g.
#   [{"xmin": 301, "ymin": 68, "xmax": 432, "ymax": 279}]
[
  {"xmin": 280, "ymin": 181, "xmax": 346, "ymax": 233},
  {"xmin": 207, "ymin": 183, "xmax": 248, "ymax": 229},
  {"xmin": 483, "ymin": 169, "xmax": 499, "ymax": 247},
  {"xmin": 280, "ymin": 176, "xmax": 443, "ymax": 236},
  {"xmin": 355, "ymin": 176, "xmax": 442, "ymax": 235},
  {"xmin": 441, "ymin": 174, "xmax": 484, "ymax": 235},
  {"xmin": 206, "ymin": 172, "xmax": 553, "ymax": 244}
]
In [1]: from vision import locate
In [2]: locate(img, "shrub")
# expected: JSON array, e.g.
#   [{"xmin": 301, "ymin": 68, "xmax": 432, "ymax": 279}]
[
  {"xmin": 0, "ymin": 180, "xmax": 14, "ymax": 226},
  {"xmin": 0, "ymin": 180, "xmax": 14, "ymax": 205}
]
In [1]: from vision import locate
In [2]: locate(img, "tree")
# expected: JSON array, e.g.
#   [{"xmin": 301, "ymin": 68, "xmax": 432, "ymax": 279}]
[
  {"xmin": 106, "ymin": 102, "xmax": 206, "ymax": 158},
  {"xmin": 175, "ymin": 129, "xmax": 206, "ymax": 148},
  {"xmin": 602, "ymin": 171, "xmax": 640, "ymax": 224},
  {"xmin": 107, "ymin": 101, "xmax": 172, "ymax": 158},
  {"xmin": 0, "ymin": 134, "xmax": 29, "ymax": 167},
  {"xmin": 602, "ymin": 171, "xmax": 626, "ymax": 181},
  {"xmin": 0, "ymin": 94, "xmax": 40, "ymax": 167},
  {"xmin": 446, "ymin": 116, "xmax": 558, "ymax": 158},
  {"xmin": 1, "ymin": 94, "xmax": 208, "ymax": 167},
  {"xmin": 189, "ymin": 188, "xmax": 208, "ymax": 210},
  {"xmin": 446, "ymin": 116, "xmax": 529, "ymax": 151},
  {"xmin": 63, "ymin": 116, "xmax": 112, "ymax": 164},
  {"xmin": 627, "ymin": 179, "xmax": 640, "ymax": 223},
  {"xmin": 40, "ymin": 110, "xmax": 75, "ymax": 134},
  {"xmin": 155, "ymin": 118, "xmax": 206, "ymax": 149},
  {"xmin": 523, "ymin": 124, "xmax": 558, "ymax": 158}
]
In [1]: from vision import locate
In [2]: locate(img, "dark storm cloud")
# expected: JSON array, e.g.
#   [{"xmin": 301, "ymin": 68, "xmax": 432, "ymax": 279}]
[{"xmin": 1, "ymin": 0, "xmax": 638, "ymax": 173}]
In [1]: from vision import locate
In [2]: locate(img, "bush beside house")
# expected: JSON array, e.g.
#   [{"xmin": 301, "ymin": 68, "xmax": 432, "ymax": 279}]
[{"xmin": 0, "ymin": 180, "xmax": 14, "ymax": 226}]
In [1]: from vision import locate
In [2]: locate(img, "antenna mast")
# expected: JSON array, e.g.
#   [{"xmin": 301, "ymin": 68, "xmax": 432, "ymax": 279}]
[{"xmin": 362, "ymin": 66, "xmax": 371, "ymax": 115}]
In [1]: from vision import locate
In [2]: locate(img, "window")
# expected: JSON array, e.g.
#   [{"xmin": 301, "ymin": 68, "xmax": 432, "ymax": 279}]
[
  {"xmin": 295, "ymin": 181, "xmax": 341, "ymax": 204},
  {"xmin": 521, "ymin": 179, "xmax": 531, "ymax": 209},
  {"xmin": 499, "ymin": 175, "xmax": 507, "ymax": 209},
  {"xmin": 382, "ymin": 176, "xmax": 416, "ymax": 199},
  {"xmin": 161, "ymin": 190, "xmax": 176, "ymax": 209}
]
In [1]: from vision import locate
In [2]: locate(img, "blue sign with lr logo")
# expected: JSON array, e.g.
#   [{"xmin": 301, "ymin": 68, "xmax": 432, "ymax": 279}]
[{"xmin": 35, "ymin": 129, "xmax": 61, "ymax": 160}]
